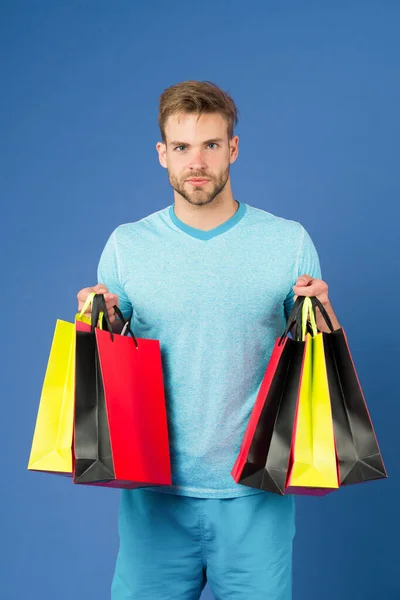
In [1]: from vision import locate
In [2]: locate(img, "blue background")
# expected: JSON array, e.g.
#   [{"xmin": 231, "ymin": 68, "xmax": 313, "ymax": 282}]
[{"xmin": 2, "ymin": 1, "xmax": 399, "ymax": 599}]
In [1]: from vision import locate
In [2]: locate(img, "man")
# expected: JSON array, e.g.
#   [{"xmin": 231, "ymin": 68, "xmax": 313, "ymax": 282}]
[{"xmin": 77, "ymin": 80, "xmax": 340, "ymax": 600}]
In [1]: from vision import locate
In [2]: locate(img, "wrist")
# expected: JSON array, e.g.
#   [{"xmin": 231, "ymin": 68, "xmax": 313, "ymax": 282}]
[{"xmin": 319, "ymin": 297, "xmax": 331, "ymax": 308}]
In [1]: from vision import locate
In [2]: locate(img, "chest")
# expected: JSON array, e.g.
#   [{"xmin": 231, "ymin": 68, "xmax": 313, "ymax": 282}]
[{"xmin": 122, "ymin": 240, "xmax": 294, "ymax": 329}]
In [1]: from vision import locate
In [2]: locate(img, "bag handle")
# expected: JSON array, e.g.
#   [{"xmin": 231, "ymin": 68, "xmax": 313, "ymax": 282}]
[
  {"xmin": 113, "ymin": 304, "xmax": 139, "ymax": 349},
  {"xmin": 77, "ymin": 293, "xmax": 138, "ymax": 348},
  {"xmin": 280, "ymin": 295, "xmax": 328, "ymax": 344},
  {"xmin": 79, "ymin": 291, "xmax": 96, "ymax": 318},
  {"xmin": 91, "ymin": 294, "xmax": 114, "ymax": 341},
  {"xmin": 291, "ymin": 296, "xmax": 318, "ymax": 342},
  {"xmin": 77, "ymin": 291, "xmax": 107, "ymax": 332},
  {"xmin": 310, "ymin": 296, "xmax": 335, "ymax": 333},
  {"xmin": 279, "ymin": 296, "xmax": 305, "ymax": 344},
  {"xmin": 293, "ymin": 296, "xmax": 336, "ymax": 339},
  {"xmin": 78, "ymin": 291, "xmax": 108, "ymax": 332},
  {"xmin": 93, "ymin": 295, "xmax": 140, "ymax": 349},
  {"xmin": 300, "ymin": 297, "xmax": 318, "ymax": 341}
]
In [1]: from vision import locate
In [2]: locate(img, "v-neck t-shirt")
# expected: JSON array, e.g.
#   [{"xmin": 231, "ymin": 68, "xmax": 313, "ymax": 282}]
[{"xmin": 97, "ymin": 201, "xmax": 321, "ymax": 498}]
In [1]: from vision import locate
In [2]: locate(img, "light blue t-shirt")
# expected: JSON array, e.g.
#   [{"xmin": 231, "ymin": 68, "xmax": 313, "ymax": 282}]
[{"xmin": 97, "ymin": 201, "xmax": 321, "ymax": 499}]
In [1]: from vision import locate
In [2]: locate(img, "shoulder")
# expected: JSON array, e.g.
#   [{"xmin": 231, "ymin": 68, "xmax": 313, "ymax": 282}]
[
  {"xmin": 244, "ymin": 203, "xmax": 306, "ymax": 242},
  {"xmin": 110, "ymin": 206, "xmax": 170, "ymax": 242}
]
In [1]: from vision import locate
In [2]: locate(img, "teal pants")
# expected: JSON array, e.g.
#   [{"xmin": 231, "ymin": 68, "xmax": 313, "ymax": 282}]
[{"xmin": 111, "ymin": 488, "xmax": 295, "ymax": 599}]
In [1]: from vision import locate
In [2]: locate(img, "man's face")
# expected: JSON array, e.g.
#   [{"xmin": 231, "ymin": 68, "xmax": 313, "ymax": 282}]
[{"xmin": 157, "ymin": 112, "xmax": 239, "ymax": 206}]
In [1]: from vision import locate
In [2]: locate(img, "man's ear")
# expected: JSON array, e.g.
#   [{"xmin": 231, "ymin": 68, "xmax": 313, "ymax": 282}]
[
  {"xmin": 156, "ymin": 141, "xmax": 168, "ymax": 168},
  {"xmin": 229, "ymin": 135, "xmax": 239, "ymax": 164}
]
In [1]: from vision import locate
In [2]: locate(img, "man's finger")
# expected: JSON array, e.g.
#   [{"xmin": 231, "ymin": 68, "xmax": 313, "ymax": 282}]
[
  {"xmin": 79, "ymin": 297, "xmax": 118, "ymax": 314},
  {"xmin": 104, "ymin": 293, "xmax": 119, "ymax": 303},
  {"xmin": 296, "ymin": 276, "xmax": 313, "ymax": 286},
  {"xmin": 77, "ymin": 285, "xmax": 108, "ymax": 302}
]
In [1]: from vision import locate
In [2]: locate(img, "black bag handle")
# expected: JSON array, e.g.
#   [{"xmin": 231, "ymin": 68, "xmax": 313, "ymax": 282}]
[
  {"xmin": 91, "ymin": 294, "xmax": 114, "ymax": 341},
  {"xmin": 280, "ymin": 295, "xmax": 335, "ymax": 344},
  {"xmin": 290, "ymin": 296, "xmax": 336, "ymax": 339},
  {"xmin": 310, "ymin": 296, "xmax": 335, "ymax": 333},
  {"xmin": 90, "ymin": 294, "xmax": 139, "ymax": 348},
  {"xmin": 279, "ymin": 295, "xmax": 306, "ymax": 344},
  {"xmin": 113, "ymin": 304, "xmax": 139, "ymax": 349}
]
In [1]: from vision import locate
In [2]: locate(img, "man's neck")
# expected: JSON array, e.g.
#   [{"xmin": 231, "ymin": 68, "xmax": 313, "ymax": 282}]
[{"xmin": 173, "ymin": 188, "xmax": 239, "ymax": 232}]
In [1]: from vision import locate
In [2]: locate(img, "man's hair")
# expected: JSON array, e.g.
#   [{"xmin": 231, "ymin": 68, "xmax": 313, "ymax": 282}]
[{"xmin": 158, "ymin": 80, "xmax": 239, "ymax": 143}]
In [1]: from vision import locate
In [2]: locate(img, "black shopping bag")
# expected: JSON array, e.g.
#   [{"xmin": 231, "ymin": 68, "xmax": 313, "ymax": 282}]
[{"xmin": 312, "ymin": 297, "xmax": 387, "ymax": 486}]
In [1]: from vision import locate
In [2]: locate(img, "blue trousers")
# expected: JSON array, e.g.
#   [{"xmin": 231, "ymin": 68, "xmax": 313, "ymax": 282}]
[{"xmin": 111, "ymin": 488, "xmax": 295, "ymax": 599}]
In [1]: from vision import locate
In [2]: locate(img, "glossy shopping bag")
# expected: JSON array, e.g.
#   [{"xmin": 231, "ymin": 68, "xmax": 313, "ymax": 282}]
[
  {"xmin": 231, "ymin": 297, "xmax": 306, "ymax": 494},
  {"xmin": 28, "ymin": 319, "xmax": 76, "ymax": 475},
  {"xmin": 313, "ymin": 297, "xmax": 387, "ymax": 486},
  {"xmin": 27, "ymin": 293, "xmax": 110, "ymax": 477},
  {"xmin": 232, "ymin": 294, "xmax": 387, "ymax": 496},
  {"xmin": 73, "ymin": 294, "xmax": 172, "ymax": 489},
  {"xmin": 285, "ymin": 298, "xmax": 339, "ymax": 494}
]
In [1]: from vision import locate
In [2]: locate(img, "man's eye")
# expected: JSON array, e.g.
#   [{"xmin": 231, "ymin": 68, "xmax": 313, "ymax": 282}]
[
  {"xmin": 207, "ymin": 143, "xmax": 218, "ymax": 149},
  {"xmin": 175, "ymin": 145, "xmax": 186, "ymax": 151}
]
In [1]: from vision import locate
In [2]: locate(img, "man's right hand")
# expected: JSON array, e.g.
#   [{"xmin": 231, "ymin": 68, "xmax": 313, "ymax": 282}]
[{"xmin": 77, "ymin": 284, "xmax": 120, "ymax": 324}]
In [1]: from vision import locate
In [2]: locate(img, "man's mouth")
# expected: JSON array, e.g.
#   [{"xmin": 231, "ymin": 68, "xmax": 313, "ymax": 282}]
[{"xmin": 186, "ymin": 178, "xmax": 210, "ymax": 185}]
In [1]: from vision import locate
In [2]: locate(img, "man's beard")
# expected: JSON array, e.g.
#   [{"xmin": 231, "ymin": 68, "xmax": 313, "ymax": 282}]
[{"xmin": 168, "ymin": 166, "xmax": 230, "ymax": 206}]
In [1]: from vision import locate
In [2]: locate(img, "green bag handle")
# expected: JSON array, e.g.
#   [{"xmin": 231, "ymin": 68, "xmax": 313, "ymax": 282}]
[
  {"xmin": 77, "ymin": 291, "xmax": 106, "ymax": 330},
  {"xmin": 79, "ymin": 291, "xmax": 96, "ymax": 318},
  {"xmin": 301, "ymin": 297, "xmax": 318, "ymax": 341}
]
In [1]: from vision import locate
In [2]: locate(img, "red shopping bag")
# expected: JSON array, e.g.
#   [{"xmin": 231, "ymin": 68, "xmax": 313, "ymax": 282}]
[
  {"xmin": 73, "ymin": 294, "xmax": 172, "ymax": 489},
  {"xmin": 231, "ymin": 297, "xmax": 306, "ymax": 494}
]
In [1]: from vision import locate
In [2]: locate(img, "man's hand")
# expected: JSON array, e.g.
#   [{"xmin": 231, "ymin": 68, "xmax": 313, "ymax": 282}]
[
  {"xmin": 293, "ymin": 274, "xmax": 329, "ymax": 305},
  {"xmin": 293, "ymin": 274, "xmax": 340, "ymax": 331},
  {"xmin": 77, "ymin": 284, "xmax": 120, "ymax": 323}
]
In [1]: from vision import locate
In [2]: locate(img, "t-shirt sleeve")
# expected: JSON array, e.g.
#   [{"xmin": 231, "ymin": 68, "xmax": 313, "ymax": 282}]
[
  {"xmin": 97, "ymin": 228, "xmax": 133, "ymax": 321},
  {"xmin": 284, "ymin": 225, "xmax": 322, "ymax": 320}
]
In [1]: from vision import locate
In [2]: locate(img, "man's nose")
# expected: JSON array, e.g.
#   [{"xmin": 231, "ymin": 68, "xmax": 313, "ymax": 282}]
[{"xmin": 188, "ymin": 150, "xmax": 207, "ymax": 170}]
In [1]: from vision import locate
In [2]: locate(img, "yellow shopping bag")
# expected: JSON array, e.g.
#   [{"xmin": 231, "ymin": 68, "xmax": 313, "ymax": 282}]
[
  {"xmin": 27, "ymin": 319, "xmax": 76, "ymax": 474},
  {"xmin": 27, "ymin": 294, "xmax": 96, "ymax": 475},
  {"xmin": 286, "ymin": 297, "xmax": 339, "ymax": 494}
]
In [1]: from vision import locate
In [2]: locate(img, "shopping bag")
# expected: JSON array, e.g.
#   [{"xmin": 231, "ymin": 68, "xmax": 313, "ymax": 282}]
[
  {"xmin": 312, "ymin": 297, "xmax": 387, "ymax": 486},
  {"xmin": 73, "ymin": 294, "xmax": 172, "ymax": 489},
  {"xmin": 28, "ymin": 319, "xmax": 76, "ymax": 475},
  {"xmin": 27, "ymin": 293, "xmax": 102, "ymax": 476},
  {"xmin": 231, "ymin": 297, "xmax": 307, "ymax": 494},
  {"xmin": 285, "ymin": 298, "xmax": 339, "ymax": 495}
]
